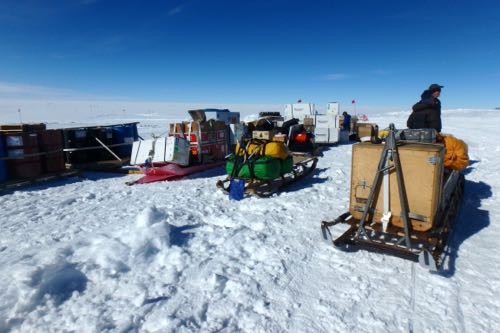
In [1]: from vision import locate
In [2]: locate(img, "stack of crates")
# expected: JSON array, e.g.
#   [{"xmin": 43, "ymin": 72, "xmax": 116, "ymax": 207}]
[
  {"xmin": 0, "ymin": 124, "xmax": 46, "ymax": 180},
  {"xmin": 0, "ymin": 133, "xmax": 7, "ymax": 182}
]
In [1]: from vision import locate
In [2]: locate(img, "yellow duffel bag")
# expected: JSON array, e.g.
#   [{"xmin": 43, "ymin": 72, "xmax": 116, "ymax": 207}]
[
  {"xmin": 236, "ymin": 141, "xmax": 290, "ymax": 160},
  {"xmin": 440, "ymin": 134, "xmax": 469, "ymax": 171}
]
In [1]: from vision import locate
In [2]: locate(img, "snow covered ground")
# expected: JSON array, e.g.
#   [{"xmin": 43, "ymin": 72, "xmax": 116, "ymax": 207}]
[{"xmin": 0, "ymin": 108, "xmax": 499, "ymax": 332}]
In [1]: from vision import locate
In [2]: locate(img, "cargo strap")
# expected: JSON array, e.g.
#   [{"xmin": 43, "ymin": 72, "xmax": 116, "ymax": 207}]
[{"xmin": 246, "ymin": 140, "xmax": 269, "ymax": 179}]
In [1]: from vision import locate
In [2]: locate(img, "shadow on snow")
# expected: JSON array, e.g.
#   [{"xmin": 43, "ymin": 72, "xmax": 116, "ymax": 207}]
[{"xmin": 439, "ymin": 177, "xmax": 491, "ymax": 277}]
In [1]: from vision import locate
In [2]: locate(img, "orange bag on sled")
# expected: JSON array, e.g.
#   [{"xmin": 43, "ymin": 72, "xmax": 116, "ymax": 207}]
[{"xmin": 439, "ymin": 134, "xmax": 469, "ymax": 171}]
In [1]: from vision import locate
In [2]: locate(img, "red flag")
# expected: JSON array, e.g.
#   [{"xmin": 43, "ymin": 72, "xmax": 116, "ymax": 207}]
[{"xmin": 352, "ymin": 99, "xmax": 356, "ymax": 104}]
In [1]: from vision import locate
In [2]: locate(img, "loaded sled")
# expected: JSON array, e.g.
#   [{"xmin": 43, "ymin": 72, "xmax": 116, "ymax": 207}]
[
  {"xmin": 127, "ymin": 109, "xmax": 236, "ymax": 185},
  {"xmin": 321, "ymin": 124, "xmax": 465, "ymax": 271},
  {"xmin": 216, "ymin": 136, "xmax": 318, "ymax": 198}
]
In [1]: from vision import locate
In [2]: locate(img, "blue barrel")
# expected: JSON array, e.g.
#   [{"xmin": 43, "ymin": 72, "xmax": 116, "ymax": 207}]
[
  {"xmin": 112, "ymin": 123, "xmax": 138, "ymax": 157},
  {"xmin": 0, "ymin": 134, "xmax": 7, "ymax": 182}
]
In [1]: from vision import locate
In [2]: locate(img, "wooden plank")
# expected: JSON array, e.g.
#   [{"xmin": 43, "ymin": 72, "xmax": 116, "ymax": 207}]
[{"xmin": 66, "ymin": 158, "xmax": 131, "ymax": 172}]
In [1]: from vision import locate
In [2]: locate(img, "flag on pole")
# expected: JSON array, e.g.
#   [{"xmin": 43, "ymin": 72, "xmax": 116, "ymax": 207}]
[{"xmin": 352, "ymin": 99, "xmax": 356, "ymax": 104}]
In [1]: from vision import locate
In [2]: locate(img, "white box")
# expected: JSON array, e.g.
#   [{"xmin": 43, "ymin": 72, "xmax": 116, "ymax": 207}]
[
  {"xmin": 315, "ymin": 114, "xmax": 337, "ymax": 128},
  {"xmin": 284, "ymin": 103, "xmax": 315, "ymax": 121},
  {"xmin": 327, "ymin": 102, "xmax": 340, "ymax": 116},
  {"xmin": 162, "ymin": 136, "xmax": 190, "ymax": 166},
  {"xmin": 130, "ymin": 136, "xmax": 190, "ymax": 166},
  {"xmin": 314, "ymin": 127, "xmax": 340, "ymax": 144},
  {"xmin": 329, "ymin": 128, "xmax": 340, "ymax": 143},
  {"xmin": 130, "ymin": 140, "xmax": 154, "ymax": 165},
  {"xmin": 229, "ymin": 123, "xmax": 244, "ymax": 145},
  {"xmin": 152, "ymin": 138, "xmax": 168, "ymax": 163},
  {"xmin": 314, "ymin": 127, "xmax": 330, "ymax": 144}
]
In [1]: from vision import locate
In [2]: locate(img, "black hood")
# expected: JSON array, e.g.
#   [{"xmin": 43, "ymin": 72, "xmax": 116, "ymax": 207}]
[{"xmin": 420, "ymin": 90, "xmax": 432, "ymax": 100}]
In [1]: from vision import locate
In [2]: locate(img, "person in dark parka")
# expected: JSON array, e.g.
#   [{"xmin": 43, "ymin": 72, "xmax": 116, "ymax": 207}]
[{"xmin": 407, "ymin": 83, "xmax": 443, "ymax": 132}]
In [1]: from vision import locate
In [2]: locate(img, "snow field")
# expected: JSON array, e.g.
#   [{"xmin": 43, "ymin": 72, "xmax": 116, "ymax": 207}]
[{"xmin": 0, "ymin": 109, "xmax": 499, "ymax": 332}]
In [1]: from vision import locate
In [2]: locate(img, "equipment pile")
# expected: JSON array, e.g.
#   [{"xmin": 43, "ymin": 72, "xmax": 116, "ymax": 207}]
[
  {"xmin": 216, "ymin": 115, "xmax": 318, "ymax": 198},
  {"xmin": 128, "ymin": 109, "xmax": 238, "ymax": 185}
]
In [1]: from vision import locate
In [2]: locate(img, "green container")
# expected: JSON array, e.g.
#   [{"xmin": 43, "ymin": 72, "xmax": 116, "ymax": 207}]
[
  {"xmin": 280, "ymin": 156, "xmax": 293, "ymax": 175},
  {"xmin": 226, "ymin": 155, "xmax": 281, "ymax": 180}
]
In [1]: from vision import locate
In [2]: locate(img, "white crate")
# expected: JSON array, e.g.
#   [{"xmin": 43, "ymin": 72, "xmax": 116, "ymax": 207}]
[
  {"xmin": 315, "ymin": 114, "xmax": 337, "ymax": 128},
  {"xmin": 130, "ymin": 137, "xmax": 190, "ymax": 166},
  {"xmin": 327, "ymin": 102, "xmax": 340, "ymax": 116},
  {"xmin": 130, "ymin": 140, "xmax": 153, "ymax": 165},
  {"xmin": 284, "ymin": 103, "xmax": 315, "ymax": 121},
  {"xmin": 161, "ymin": 136, "xmax": 190, "ymax": 166},
  {"xmin": 229, "ymin": 123, "xmax": 244, "ymax": 145},
  {"xmin": 314, "ymin": 127, "xmax": 340, "ymax": 144},
  {"xmin": 329, "ymin": 128, "xmax": 340, "ymax": 143},
  {"xmin": 314, "ymin": 127, "xmax": 329, "ymax": 144}
]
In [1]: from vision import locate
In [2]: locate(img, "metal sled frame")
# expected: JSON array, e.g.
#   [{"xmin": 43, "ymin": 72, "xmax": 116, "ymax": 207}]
[{"xmin": 321, "ymin": 124, "xmax": 464, "ymax": 271}]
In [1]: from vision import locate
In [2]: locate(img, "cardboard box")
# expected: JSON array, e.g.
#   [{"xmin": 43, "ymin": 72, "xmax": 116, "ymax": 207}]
[
  {"xmin": 183, "ymin": 120, "xmax": 227, "ymax": 133},
  {"xmin": 303, "ymin": 117, "xmax": 314, "ymax": 126},
  {"xmin": 356, "ymin": 123, "xmax": 379, "ymax": 140},
  {"xmin": 272, "ymin": 134, "xmax": 287, "ymax": 143},
  {"xmin": 169, "ymin": 123, "xmax": 185, "ymax": 135},
  {"xmin": 349, "ymin": 142, "xmax": 444, "ymax": 231},
  {"xmin": 252, "ymin": 130, "xmax": 276, "ymax": 140}
]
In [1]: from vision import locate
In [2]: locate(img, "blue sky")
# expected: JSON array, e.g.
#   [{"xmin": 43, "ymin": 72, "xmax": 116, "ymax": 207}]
[{"xmin": 0, "ymin": 0, "xmax": 499, "ymax": 110}]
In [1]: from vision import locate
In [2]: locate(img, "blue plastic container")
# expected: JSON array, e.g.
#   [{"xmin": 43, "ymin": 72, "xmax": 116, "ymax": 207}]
[
  {"xmin": 0, "ymin": 134, "xmax": 8, "ymax": 182},
  {"xmin": 112, "ymin": 123, "xmax": 139, "ymax": 157}
]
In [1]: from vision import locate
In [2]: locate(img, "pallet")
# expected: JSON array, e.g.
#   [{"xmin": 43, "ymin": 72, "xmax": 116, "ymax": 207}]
[
  {"xmin": 66, "ymin": 158, "xmax": 132, "ymax": 173},
  {"xmin": 0, "ymin": 170, "xmax": 81, "ymax": 192}
]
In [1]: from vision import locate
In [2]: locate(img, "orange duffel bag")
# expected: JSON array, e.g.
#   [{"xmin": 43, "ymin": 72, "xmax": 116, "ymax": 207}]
[{"xmin": 440, "ymin": 134, "xmax": 469, "ymax": 171}]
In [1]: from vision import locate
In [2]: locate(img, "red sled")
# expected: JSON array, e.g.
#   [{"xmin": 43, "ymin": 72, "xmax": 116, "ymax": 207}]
[{"xmin": 127, "ymin": 161, "xmax": 224, "ymax": 185}]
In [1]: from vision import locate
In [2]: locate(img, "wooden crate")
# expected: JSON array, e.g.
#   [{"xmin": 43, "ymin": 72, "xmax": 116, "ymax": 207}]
[
  {"xmin": 0, "ymin": 123, "xmax": 46, "ymax": 132},
  {"xmin": 350, "ymin": 142, "xmax": 444, "ymax": 231},
  {"xmin": 356, "ymin": 123, "xmax": 378, "ymax": 139}
]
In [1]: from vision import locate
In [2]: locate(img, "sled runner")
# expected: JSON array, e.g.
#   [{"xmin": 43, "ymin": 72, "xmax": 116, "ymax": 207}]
[
  {"xmin": 321, "ymin": 124, "xmax": 465, "ymax": 271},
  {"xmin": 126, "ymin": 161, "xmax": 224, "ymax": 185}
]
